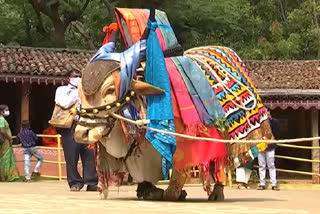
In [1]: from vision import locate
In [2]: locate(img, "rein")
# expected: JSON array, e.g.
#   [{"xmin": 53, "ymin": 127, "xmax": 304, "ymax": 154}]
[
  {"xmin": 76, "ymin": 91, "xmax": 136, "ymax": 115},
  {"xmin": 73, "ymin": 91, "xmax": 136, "ymax": 137}
]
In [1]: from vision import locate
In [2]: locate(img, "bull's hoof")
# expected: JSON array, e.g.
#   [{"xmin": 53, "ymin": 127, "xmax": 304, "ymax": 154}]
[
  {"xmin": 163, "ymin": 189, "xmax": 187, "ymax": 201},
  {"xmin": 143, "ymin": 188, "xmax": 164, "ymax": 201},
  {"xmin": 136, "ymin": 182, "xmax": 164, "ymax": 200},
  {"xmin": 137, "ymin": 182, "xmax": 154, "ymax": 199},
  {"xmin": 178, "ymin": 190, "xmax": 187, "ymax": 201},
  {"xmin": 99, "ymin": 189, "xmax": 109, "ymax": 200},
  {"xmin": 208, "ymin": 183, "xmax": 224, "ymax": 201}
]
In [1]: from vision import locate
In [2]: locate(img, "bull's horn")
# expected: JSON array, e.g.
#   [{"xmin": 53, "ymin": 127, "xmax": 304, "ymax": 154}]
[{"xmin": 130, "ymin": 80, "xmax": 164, "ymax": 96}]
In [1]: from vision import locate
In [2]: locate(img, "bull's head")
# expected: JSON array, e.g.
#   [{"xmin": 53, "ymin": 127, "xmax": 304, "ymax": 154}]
[{"xmin": 74, "ymin": 60, "xmax": 163, "ymax": 144}]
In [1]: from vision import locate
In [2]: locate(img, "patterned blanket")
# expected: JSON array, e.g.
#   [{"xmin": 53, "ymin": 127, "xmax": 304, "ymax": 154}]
[{"xmin": 185, "ymin": 46, "xmax": 269, "ymax": 140}]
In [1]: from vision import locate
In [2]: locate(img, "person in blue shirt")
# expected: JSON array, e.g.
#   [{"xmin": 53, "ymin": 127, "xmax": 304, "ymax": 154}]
[{"xmin": 17, "ymin": 120, "xmax": 43, "ymax": 182}]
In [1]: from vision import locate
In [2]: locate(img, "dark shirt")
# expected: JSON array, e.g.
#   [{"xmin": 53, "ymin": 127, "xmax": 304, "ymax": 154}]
[
  {"xmin": 267, "ymin": 118, "xmax": 279, "ymax": 151},
  {"xmin": 17, "ymin": 128, "xmax": 38, "ymax": 148}
]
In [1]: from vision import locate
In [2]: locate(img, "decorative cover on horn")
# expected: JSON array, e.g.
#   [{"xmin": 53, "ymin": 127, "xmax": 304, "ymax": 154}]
[{"xmin": 82, "ymin": 60, "xmax": 120, "ymax": 96}]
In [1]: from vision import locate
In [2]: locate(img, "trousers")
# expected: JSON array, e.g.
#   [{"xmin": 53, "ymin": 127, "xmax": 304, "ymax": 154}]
[
  {"xmin": 258, "ymin": 149, "xmax": 277, "ymax": 186},
  {"xmin": 60, "ymin": 129, "xmax": 98, "ymax": 188},
  {"xmin": 24, "ymin": 147, "xmax": 43, "ymax": 180}
]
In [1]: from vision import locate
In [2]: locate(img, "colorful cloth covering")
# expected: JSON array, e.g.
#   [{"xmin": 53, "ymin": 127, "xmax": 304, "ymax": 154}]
[
  {"xmin": 171, "ymin": 93, "xmax": 227, "ymax": 171},
  {"xmin": 145, "ymin": 20, "xmax": 176, "ymax": 179},
  {"xmin": 170, "ymin": 56, "xmax": 226, "ymax": 129},
  {"xmin": 114, "ymin": 8, "xmax": 228, "ymax": 176},
  {"xmin": 185, "ymin": 46, "xmax": 269, "ymax": 140},
  {"xmin": 112, "ymin": 7, "xmax": 271, "ymax": 174},
  {"xmin": 115, "ymin": 8, "xmax": 179, "ymax": 51},
  {"xmin": 185, "ymin": 46, "xmax": 272, "ymax": 160},
  {"xmin": 165, "ymin": 58, "xmax": 205, "ymax": 136}
]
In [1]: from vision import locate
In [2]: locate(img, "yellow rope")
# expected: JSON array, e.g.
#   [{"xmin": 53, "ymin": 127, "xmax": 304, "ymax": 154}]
[
  {"xmin": 275, "ymin": 155, "xmax": 320, "ymax": 163},
  {"xmin": 277, "ymin": 144, "xmax": 320, "ymax": 149},
  {"xmin": 253, "ymin": 165, "xmax": 320, "ymax": 177}
]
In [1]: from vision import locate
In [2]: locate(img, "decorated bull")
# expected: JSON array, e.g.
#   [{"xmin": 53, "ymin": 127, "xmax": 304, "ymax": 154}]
[{"xmin": 73, "ymin": 3, "xmax": 273, "ymax": 201}]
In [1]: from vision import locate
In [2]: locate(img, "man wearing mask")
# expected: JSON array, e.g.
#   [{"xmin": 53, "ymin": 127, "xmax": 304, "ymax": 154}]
[{"xmin": 54, "ymin": 71, "xmax": 98, "ymax": 191}]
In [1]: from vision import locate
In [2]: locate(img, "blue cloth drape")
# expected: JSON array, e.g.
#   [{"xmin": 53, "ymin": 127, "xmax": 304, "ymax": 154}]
[{"xmin": 144, "ymin": 20, "xmax": 176, "ymax": 179}]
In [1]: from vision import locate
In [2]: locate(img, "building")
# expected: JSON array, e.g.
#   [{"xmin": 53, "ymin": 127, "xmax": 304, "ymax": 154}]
[
  {"xmin": 246, "ymin": 60, "xmax": 320, "ymax": 183},
  {"xmin": 1, "ymin": 46, "xmax": 319, "ymax": 182},
  {"xmin": 0, "ymin": 46, "xmax": 93, "ymax": 135}
]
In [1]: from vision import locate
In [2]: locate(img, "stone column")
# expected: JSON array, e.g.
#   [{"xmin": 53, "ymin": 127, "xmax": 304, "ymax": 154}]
[{"xmin": 311, "ymin": 109, "xmax": 320, "ymax": 184}]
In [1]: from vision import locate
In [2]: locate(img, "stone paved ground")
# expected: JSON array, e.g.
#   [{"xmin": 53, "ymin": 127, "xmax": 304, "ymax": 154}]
[{"xmin": 0, "ymin": 181, "xmax": 319, "ymax": 214}]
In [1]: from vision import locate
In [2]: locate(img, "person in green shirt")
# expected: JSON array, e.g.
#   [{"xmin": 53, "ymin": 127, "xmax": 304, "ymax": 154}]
[{"xmin": 0, "ymin": 104, "xmax": 19, "ymax": 181}]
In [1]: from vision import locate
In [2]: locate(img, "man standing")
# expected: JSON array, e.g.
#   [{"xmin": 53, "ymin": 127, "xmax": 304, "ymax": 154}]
[
  {"xmin": 54, "ymin": 71, "xmax": 98, "ymax": 191},
  {"xmin": 257, "ymin": 110, "xmax": 280, "ymax": 191}
]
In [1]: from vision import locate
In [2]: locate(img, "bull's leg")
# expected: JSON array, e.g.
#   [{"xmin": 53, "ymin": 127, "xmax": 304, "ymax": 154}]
[
  {"xmin": 208, "ymin": 168, "xmax": 226, "ymax": 201},
  {"xmin": 163, "ymin": 169, "xmax": 188, "ymax": 201},
  {"xmin": 96, "ymin": 145, "xmax": 109, "ymax": 200},
  {"xmin": 96, "ymin": 142, "xmax": 124, "ymax": 200},
  {"xmin": 98, "ymin": 180, "xmax": 109, "ymax": 199}
]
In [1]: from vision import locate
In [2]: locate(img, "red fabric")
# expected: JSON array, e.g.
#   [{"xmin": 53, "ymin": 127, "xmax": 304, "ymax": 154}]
[
  {"xmin": 171, "ymin": 92, "xmax": 227, "ymax": 171},
  {"xmin": 166, "ymin": 58, "xmax": 205, "ymax": 136},
  {"xmin": 114, "ymin": 8, "xmax": 166, "ymax": 50},
  {"xmin": 42, "ymin": 127, "xmax": 61, "ymax": 147},
  {"xmin": 102, "ymin": 23, "xmax": 118, "ymax": 45}
]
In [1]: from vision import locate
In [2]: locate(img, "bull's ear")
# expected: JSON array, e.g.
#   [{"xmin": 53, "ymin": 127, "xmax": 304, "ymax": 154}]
[{"xmin": 130, "ymin": 80, "xmax": 164, "ymax": 96}]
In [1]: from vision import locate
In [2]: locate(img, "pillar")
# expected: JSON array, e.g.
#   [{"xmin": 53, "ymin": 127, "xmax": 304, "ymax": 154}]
[
  {"xmin": 311, "ymin": 109, "xmax": 320, "ymax": 184},
  {"xmin": 21, "ymin": 83, "xmax": 30, "ymax": 122}
]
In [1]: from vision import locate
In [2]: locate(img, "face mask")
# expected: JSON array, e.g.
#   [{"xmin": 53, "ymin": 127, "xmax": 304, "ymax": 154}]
[
  {"xmin": 69, "ymin": 77, "xmax": 80, "ymax": 87},
  {"xmin": 3, "ymin": 110, "xmax": 10, "ymax": 117}
]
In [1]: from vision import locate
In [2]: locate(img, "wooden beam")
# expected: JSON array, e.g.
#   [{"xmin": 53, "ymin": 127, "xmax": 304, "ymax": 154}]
[
  {"xmin": 258, "ymin": 89, "xmax": 320, "ymax": 96},
  {"xmin": 21, "ymin": 83, "xmax": 30, "ymax": 122},
  {"xmin": 311, "ymin": 109, "xmax": 320, "ymax": 184}
]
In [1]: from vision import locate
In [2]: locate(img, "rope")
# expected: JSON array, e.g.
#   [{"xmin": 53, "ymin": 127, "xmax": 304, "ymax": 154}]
[
  {"xmin": 253, "ymin": 165, "xmax": 320, "ymax": 177},
  {"xmin": 277, "ymin": 144, "xmax": 320, "ymax": 149},
  {"xmin": 111, "ymin": 112, "xmax": 320, "ymax": 144},
  {"xmin": 275, "ymin": 155, "xmax": 320, "ymax": 163}
]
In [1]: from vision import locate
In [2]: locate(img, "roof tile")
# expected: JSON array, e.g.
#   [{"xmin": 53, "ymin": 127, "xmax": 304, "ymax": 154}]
[
  {"xmin": 2, "ymin": 46, "xmax": 320, "ymax": 90},
  {"xmin": 245, "ymin": 60, "xmax": 320, "ymax": 90},
  {"xmin": 0, "ymin": 46, "xmax": 94, "ymax": 77}
]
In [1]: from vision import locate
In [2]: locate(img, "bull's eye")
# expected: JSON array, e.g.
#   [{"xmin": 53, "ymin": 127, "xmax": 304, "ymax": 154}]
[{"xmin": 103, "ymin": 86, "xmax": 115, "ymax": 96}]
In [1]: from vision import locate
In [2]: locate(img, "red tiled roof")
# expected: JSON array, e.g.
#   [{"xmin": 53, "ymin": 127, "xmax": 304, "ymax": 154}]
[
  {"xmin": 245, "ymin": 60, "xmax": 320, "ymax": 90},
  {"xmin": 0, "ymin": 46, "xmax": 94, "ymax": 84},
  {"xmin": 2, "ymin": 46, "xmax": 320, "ymax": 91}
]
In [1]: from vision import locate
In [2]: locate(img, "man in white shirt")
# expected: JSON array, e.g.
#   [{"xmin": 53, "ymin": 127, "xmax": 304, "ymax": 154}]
[{"xmin": 55, "ymin": 71, "xmax": 98, "ymax": 191}]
